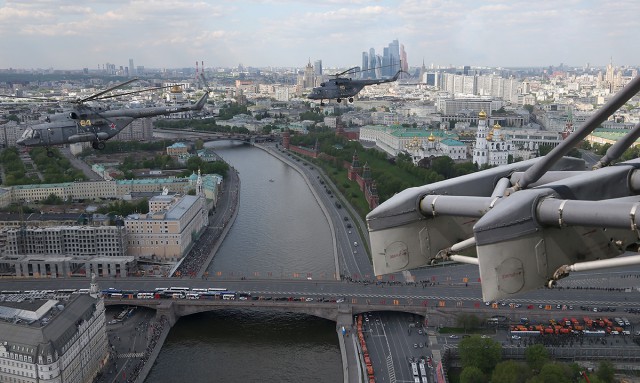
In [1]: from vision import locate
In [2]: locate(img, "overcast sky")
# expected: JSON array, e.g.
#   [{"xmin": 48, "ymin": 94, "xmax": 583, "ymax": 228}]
[{"xmin": 0, "ymin": 0, "xmax": 637, "ymax": 71}]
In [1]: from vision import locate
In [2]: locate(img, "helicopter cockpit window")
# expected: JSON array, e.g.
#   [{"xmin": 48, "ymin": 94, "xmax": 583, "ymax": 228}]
[
  {"xmin": 69, "ymin": 112, "xmax": 78, "ymax": 119},
  {"xmin": 21, "ymin": 129, "xmax": 39, "ymax": 139},
  {"xmin": 20, "ymin": 129, "xmax": 33, "ymax": 140}
]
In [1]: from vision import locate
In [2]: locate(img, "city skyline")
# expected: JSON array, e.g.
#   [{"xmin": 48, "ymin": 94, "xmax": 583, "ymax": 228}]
[{"xmin": 0, "ymin": 0, "xmax": 638, "ymax": 71}]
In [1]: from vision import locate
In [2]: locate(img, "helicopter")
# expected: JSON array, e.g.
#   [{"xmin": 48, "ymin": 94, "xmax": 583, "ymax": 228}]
[
  {"xmin": 10, "ymin": 76, "xmax": 210, "ymax": 156},
  {"xmin": 307, "ymin": 66, "xmax": 407, "ymax": 105}
]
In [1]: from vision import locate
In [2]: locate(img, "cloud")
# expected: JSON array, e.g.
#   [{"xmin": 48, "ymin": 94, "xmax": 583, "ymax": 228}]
[{"xmin": 0, "ymin": 0, "xmax": 637, "ymax": 69}]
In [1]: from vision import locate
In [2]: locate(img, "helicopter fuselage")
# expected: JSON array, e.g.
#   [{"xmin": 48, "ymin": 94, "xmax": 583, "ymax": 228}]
[
  {"xmin": 307, "ymin": 70, "xmax": 405, "ymax": 104},
  {"xmin": 16, "ymin": 92, "xmax": 209, "ymax": 150}
]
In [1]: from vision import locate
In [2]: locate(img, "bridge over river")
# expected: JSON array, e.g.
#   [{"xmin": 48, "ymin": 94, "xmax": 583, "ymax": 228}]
[{"xmin": 153, "ymin": 127, "xmax": 276, "ymax": 143}]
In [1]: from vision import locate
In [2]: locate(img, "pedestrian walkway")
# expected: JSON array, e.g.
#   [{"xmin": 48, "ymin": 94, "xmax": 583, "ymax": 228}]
[{"xmin": 117, "ymin": 352, "xmax": 145, "ymax": 359}]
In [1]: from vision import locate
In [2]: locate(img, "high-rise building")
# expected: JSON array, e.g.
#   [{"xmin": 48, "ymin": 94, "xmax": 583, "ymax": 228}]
[
  {"xmin": 313, "ymin": 60, "xmax": 322, "ymax": 76},
  {"xmin": 361, "ymin": 52, "xmax": 369, "ymax": 79},
  {"xmin": 382, "ymin": 47, "xmax": 390, "ymax": 77},
  {"xmin": 388, "ymin": 39, "xmax": 400, "ymax": 76},
  {"xmin": 400, "ymin": 44, "xmax": 408, "ymax": 72},
  {"xmin": 375, "ymin": 56, "xmax": 382, "ymax": 78},
  {"xmin": 129, "ymin": 58, "xmax": 135, "ymax": 77},
  {"xmin": 369, "ymin": 48, "xmax": 376, "ymax": 79}
]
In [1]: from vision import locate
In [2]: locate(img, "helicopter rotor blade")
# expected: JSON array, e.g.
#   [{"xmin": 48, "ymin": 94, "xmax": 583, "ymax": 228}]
[
  {"xmin": 334, "ymin": 66, "xmax": 360, "ymax": 77},
  {"xmin": 88, "ymin": 85, "xmax": 177, "ymax": 101},
  {"xmin": 0, "ymin": 94, "xmax": 61, "ymax": 102},
  {"xmin": 199, "ymin": 72, "xmax": 212, "ymax": 93},
  {"xmin": 80, "ymin": 78, "xmax": 140, "ymax": 103}
]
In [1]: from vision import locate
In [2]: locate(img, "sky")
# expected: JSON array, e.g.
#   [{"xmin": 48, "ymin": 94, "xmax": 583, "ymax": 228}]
[{"xmin": 0, "ymin": 0, "xmax": 638, "ymax": 71}]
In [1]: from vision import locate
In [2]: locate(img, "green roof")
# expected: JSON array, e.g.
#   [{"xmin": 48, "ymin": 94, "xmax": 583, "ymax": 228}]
[{"xmin": 440, "ymin": 138, "xmax": 466, "ymax": 146}]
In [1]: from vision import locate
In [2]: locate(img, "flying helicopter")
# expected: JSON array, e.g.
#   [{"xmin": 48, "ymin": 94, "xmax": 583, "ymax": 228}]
[
  {"xmin": 307, "ymin": 66, "xmax": 407, "ymax": 105},
  {"xmin": 8, "ymin": 75, "xmax": 210, "ymax": 156}
]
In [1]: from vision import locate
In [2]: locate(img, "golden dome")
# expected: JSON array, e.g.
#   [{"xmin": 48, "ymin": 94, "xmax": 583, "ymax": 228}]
[
  {"xmin": 170, "ymin": 85, "xmax": 183, "ymax": 93},
  {"xmin": 487, "ymin": 133, "xmax": 493, "ymax": 141},
  {"xmin": 405, "ymin": 136, "xmax": 421, "ymax": 149},
  {"xmin": 428, "ymin": 133, "xmax": 435, "ymax": 142},
  {"xmin": 478, "ymin": 110, "xmax": 487, "ymax": 119},
  {"xmin": 493, "ymin": 122, "xmax": 501, "ymax": 129}
]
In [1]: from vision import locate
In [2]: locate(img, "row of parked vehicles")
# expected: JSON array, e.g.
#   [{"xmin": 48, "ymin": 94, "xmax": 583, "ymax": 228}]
[
  {"xmin": 100, "ymin": 287, "xmax": 346, "ymax": 304},
  {"xmin": 508, "ymin": 315, "xmax": 635, "ymax": 337}
]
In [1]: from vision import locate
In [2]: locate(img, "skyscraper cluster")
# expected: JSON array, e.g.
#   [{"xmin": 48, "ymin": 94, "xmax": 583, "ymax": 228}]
[{"xmin": 361, "ymin": 39, "xmax": 404, "ymax": 79}]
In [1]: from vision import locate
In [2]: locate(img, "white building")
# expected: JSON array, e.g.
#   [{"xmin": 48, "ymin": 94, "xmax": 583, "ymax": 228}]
[
  {"xmin": 472, "ymin": 110, "xmax": 513, "ymax": 167},
  {"xmin": 404, "ymin": 134, "xmax": 468, "ymax": 165}
]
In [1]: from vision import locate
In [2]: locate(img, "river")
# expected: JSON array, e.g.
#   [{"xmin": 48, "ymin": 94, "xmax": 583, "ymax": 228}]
[{"xmin": 144, "ymin": 141, "xmax": 342, "ymax": 382}]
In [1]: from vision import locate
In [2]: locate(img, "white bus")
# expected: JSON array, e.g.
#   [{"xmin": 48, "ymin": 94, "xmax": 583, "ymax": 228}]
[
  {"xmin": 411, "ymin": 362, "xmax": 419, "ymax": 378},
  {"xmin": 168, "ymin": 287, "xmax": 190, "ymax": 292}
]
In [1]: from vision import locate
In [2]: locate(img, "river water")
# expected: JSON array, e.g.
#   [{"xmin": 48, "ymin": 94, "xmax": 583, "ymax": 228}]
[{"xmin": 144, "ymin": 141, "xmax": 342, "ymax": 382}]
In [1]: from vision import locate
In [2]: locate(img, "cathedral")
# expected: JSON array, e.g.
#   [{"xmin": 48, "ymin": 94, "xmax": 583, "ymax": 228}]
[{"xmin": 472, "ymin": 110, "xmax": 513, "ymax": 167}]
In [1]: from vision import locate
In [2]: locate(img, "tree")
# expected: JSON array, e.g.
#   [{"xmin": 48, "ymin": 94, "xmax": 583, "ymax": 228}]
[
  {"xmin": 523, "ymin": 104, "xmax": 534, "ymax": 113},
  {"xmin": 458, "ymin": 336, "xmax": 501, "ymax": 374},
  {"xmin": 456, "ymin": 314, "xmax": 481, "ymax": 332},
  {"xmin": 525, "ymin": 344, "xmax": 550, "ymax": 372},
  {"xmin": 596, "ymin": 360, "xmax": 615, "ymax": 383},
  {"xmin": 459, "ymin": 366, "xmax": 485, "ymax": 383},
  {"xmin": 491, "ymin": 360, "xmax": 529, "ymax": 383},
  {"xmin": 529, "ymin": 363, "xmax": 572, "ymax": 383},
  {"xmin": 5, "ymin": 114, "xmax": 19, "ymax": 122},
  {"xmin": 42, "ymin": 193, "xmax": 63, "ymax": 205}
]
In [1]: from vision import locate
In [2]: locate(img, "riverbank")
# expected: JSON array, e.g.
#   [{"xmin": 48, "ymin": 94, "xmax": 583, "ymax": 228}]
[{"xmin": 196, "ymin": 166, "xmax": 240, "ymax": 278}]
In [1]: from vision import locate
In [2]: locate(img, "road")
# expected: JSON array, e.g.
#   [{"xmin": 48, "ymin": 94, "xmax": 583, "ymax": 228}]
[{"xmin": 59, "ymin": 147, "xmax": 104, "ymax": 181}]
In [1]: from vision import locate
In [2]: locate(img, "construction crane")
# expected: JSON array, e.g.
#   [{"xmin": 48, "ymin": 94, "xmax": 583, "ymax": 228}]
[{"xmin": 366, "ymin": 75, "xmax": 640, "ymax": 302}]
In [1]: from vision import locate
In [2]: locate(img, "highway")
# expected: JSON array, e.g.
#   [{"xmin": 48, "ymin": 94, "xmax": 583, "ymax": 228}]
[{"xmin": 3, "ymin": 268, "xmax": 639, "ymax": 310}]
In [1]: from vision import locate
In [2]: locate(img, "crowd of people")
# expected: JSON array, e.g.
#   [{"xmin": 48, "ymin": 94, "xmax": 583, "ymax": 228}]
[{"xmin": 122, "ymin": 316, "xmax": 169, "ymax": 383}]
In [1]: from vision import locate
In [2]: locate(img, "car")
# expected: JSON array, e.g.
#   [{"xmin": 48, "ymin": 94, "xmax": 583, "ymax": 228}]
[
  {"xmin": 344, "ymin": 216, "xmax": 349, "ymax": 221},
  {"xmin": 413, "ymin": 343, "xmax": 418, "ymax": 348},
  {"xmin": 481, "ymin": 335, "xmax": 490, "ymax": 339},
  {"xmin": 108, "ymin": 320, "xmax": 119, "ymax": 325},
  {"xmin": 305, "ymin": 297, "xmax": 314, "ymax": 302},
  {"xmin": 419, "ymin": 343, "xmax": 424, "ymax": 348},
  {"xmin": 336, "ymin": 298, "xmax": 345, "ymax": 303},
  {"xmin": 348, "ymin": 230, "xmax": 351, "ymax": 234},
  {"xmin": 239, "ymin": 296, "xmax": 248, "ymax": 301},
  {"xmin": 512, "ymin": 335, "xmax": 521, "ymax": 340},
  {"xmin": 449, "ymin": 335, "xmax": 458, "ymax": 339},
  {"xmin": 418, "ymin": 330, "xmax": 423, "ymax": 335}
]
